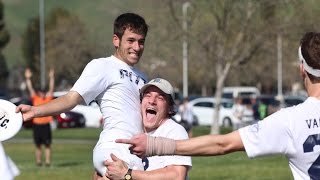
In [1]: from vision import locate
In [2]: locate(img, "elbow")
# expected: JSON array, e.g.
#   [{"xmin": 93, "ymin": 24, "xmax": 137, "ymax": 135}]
[
  {"xmin": 221, "ymin": 144, "xmax": 235, "ymax": 154},
  {"xmin": 176, "ymin": 170, "xmax": 188, "ymax": 180},
  {"xmin": 216, "ymin": 131, "xmax": 244, "ymax": 155},
  {"xmin": 216, "ymin": 140, "xmax": 239, "ymax": 155},
  {"xmin": 173, "ymin": 172, "xmax": 187, "ymax": 180},
  {"xmin": 215, "ymin": 145, "xmax": 231, "ymax": 155},
  {"xmin": 217, "ymin": 142, "xmax": 243, "ymax": 155},
  {"xmin": 165, "ymin": 166, "xmax": 188, "ymax": 180}
]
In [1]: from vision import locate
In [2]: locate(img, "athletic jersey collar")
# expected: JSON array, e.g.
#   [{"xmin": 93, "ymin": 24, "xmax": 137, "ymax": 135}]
[
  {"xmin": 110, "ymin": 55, "xmax": 134, "ymax": 68},
  {"xmin": 307, "ymin": 96, "xmax": 320, "ymax": 102}
]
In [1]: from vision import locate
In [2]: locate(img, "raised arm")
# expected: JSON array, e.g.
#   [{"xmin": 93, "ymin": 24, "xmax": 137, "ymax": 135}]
[
  {"xmin": 16, "ymin": 91, "xmax": 84, "ymax": 121},
  {"xmin": 175, "ymin": 130, "xmax": 244, "ymax": 156},
  {"xmin": 47, "ymin": 68, "xmax": 55, "ymax": 96},
  {"xmin": 24, "ymin": 68, "xmax": 35, "ymax": 97}
]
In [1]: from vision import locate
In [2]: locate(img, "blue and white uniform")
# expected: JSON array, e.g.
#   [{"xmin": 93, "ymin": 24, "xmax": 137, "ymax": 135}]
[
  {"xmin": 239, "ymin": 97, "xmax": 320, "ymax": 180},
  {"xmin": 71, "ymin": 55, "xmax": 147, "ymax": 175}
]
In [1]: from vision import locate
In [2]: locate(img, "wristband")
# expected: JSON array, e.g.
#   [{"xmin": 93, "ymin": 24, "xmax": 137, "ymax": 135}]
[{"xmin": 146, "ymin": 136, "xmax": 176, "ymax": 156}]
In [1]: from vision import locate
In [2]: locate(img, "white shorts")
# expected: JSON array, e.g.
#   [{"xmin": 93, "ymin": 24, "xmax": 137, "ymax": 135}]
[{"xmin": 93, "ymin": 141, "xmax": 143, "ymax": 176}]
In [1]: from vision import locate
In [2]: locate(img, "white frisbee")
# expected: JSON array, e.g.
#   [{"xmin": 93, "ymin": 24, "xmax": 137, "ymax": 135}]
[{"xmin": 0, "ymin": 99, "xmax": 23, "ymax": 141}]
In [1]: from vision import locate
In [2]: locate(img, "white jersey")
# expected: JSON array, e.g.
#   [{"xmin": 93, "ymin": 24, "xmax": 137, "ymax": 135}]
[
  {"xmin": 143, "ymin": 119, "xmax": 192, "ymax": 171},
  {"xmin": 71, "ymin": 55, "xmax": 147, "ymax": 174},
  {"xmin": 71, "ymin": 55, "xmax": 147, "ymax": 142},
  {"xmin": 239, "ymin": 97, "xmax": 320, "ymax": 180}
]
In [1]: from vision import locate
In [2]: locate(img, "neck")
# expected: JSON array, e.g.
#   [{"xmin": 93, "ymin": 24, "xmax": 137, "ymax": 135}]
[
  {"xmin": 113, "ymin": 53, "xmax": 123, "ymax": 61},
  {"xmin": 113, "ymin": 54, "xmax": 134, "ymax": 67},
  {"xmin": 144, "ymin": 118, "xmax": 169, "ymax": 133},
  {"xmin": 306, "ymin": 79, "xmax": 320, "ymax": 99}
]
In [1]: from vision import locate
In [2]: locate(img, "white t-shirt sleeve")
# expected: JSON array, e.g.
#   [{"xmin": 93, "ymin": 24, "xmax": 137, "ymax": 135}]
[
  {"xmin": 239, "ymin": 109, "xmax": 291, "ymax": 158},
  {"xmin": 145, "ymin": 120, "xmax": 192, "ymax": 171},
  {"xmin": 71, "ymin": 59, "xmax": 110, "ymax": 105},
  {"xmin": 161, "ymin": 125, "xmax": 192, "ymax": 168}
]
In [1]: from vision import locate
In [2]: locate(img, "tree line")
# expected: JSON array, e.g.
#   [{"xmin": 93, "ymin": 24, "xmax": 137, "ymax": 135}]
[{"xmin": 2, "ymin": 0, "xmax": 319, "ymax": 101}]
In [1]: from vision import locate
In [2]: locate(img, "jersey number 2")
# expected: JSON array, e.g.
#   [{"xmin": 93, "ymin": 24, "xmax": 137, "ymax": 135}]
[{"xmin": 303, "ymin": 134, "xmax": 320, "ymax": 179}]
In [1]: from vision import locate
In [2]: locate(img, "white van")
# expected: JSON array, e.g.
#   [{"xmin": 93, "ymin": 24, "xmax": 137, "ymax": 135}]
[{"xmin": 222, "ymin": 86, "xmax": 260, "ymax": 100}]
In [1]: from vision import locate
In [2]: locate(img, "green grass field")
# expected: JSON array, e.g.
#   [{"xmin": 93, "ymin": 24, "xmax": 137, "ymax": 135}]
[{"xmin": 2, "ymin": 127, "xmax": 292, "ymax": 180}]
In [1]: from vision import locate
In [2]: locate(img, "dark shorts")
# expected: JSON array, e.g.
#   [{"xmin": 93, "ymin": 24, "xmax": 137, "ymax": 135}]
[{"xmin": 33, "ymin": 123, "xmax": 52, "ymax": 146}]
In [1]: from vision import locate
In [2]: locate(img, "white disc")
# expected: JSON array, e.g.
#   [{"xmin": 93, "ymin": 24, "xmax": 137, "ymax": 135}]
[{"xmin": 0, "ymin": 99, "xmax": 23, "ymax": 141}]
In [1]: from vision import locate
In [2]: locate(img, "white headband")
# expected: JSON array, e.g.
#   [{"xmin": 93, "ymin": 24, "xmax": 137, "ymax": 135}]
[{"xmin": 298, "ymin": 46, "xmax": 320, "ymax": 77}]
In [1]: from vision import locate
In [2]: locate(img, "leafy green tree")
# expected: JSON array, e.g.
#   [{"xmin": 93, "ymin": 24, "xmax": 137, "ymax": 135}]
[
  {"xmin": 22, "ymin": 7, "xmax": 93, "ymax": 90},
  {"xmin": 45, "ymin": 7, "xmax": 93, "ymax": 88},
  {"xmin": 160, "ymin": 0, "xmax": 304, "ymax": 134},
  {"xmin": 22, "ymin": 17, "xmax": 40, "ymax": 82}
]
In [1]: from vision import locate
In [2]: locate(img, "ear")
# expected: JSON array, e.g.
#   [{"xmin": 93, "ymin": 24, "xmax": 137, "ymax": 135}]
[
  {"xmin": 113, "ymin": 34, "xmax": 120, "ymax": 48},
  {"xmin": 299, "ymin": 63, "xmax": 306, "ymax": 78}
]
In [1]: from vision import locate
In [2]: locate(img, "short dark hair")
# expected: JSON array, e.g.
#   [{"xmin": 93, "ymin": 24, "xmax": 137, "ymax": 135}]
[
  {"xmin": 167, "ymin": 94, "xmax": 176, "ymax": 117},
  {"xmin": 113, "ymin": 13, "xmax": 149, "ymax": 39},
  {"xmin": 300, "ymin": 32, "xmax": 320, "ymax": 81}
]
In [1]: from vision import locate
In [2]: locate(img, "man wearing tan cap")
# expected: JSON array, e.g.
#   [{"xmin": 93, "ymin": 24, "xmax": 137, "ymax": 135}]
[{"xmin": 104, "ymin": 78, "xmax": 192, "ymax": 180}]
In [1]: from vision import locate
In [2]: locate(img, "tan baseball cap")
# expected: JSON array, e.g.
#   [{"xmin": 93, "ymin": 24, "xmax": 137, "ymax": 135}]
[{"xmin": 140, "ymin": 78, "xmax": 174, "ymax": 100}]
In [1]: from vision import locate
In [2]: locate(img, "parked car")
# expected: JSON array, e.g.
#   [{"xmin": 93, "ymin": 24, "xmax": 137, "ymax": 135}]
[
  {"xmin": 256, "ymin": 94, "xmax": 307, "ymax": 118},
  {"xmin": 222, "ymin": 86, "xmax": 260, "ymax": 100},
  {"xmin": 53, "ymin": 91, "xmax": 103, "ymax": 128},
  {"xmin": 184, "ymin": 97, "xmax": 254, "ymax": 128},
  {"xmin": 284, "ymin": 95, "xmax": 306, "ymax": 107},
  {"xmin": 258, "ymin": 94, "xmax": 281, "ymax": 116},
  {"xmin": 0, "ymin": 90, "xmax": 9, "ymax": 100},
  {"xmin": 172, "ymin": 113, "xmax": 199, "ymax": 126},
  {"xmin": 55, "ymin": 111, "xmax": 86, "ymax": 128}
]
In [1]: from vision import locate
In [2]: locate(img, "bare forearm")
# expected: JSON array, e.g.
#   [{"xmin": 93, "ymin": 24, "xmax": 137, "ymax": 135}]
[
  {"xmin": 132, "ymin": 166, "xmax": 187, "ymax": 180},
  {"xmin": 34, "ymin": 92, "xmax": 82, "ymax": 117},
  {"xmin": 25, "ymin": 78, "xmax": 35, "ymax": 95},
  {"xmin": 176, "ymin": 131, "xmax": 244, "ymax": 156},
  {"xmin": 48, "ymin": 68, "xmax": 55, "ymax": 94},
  {"xmin": 48, "ymin": 77, "xmax": 55, "ymax": 93},
  {"xmin": 116, "ymin": 132, "xmax": 244, "ymax": 158}
]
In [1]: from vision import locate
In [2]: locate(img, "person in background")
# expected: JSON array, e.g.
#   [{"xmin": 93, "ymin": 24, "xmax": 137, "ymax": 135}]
[
  {"xmin": 25, "ymin": 68, "xmax": 55, "ymax": 167},
  {"xmin": 17, "ymin": 13, "xmax": 149, "ymax": 179},
  {"xmin": 258, "ymin": 99, "xmax": 268, "ymax": 120},
  {"xmin": 179, "ymin": 97, "xmax": 194, "ymax": 137},
  {"xmin": 250, "ymin": 95, "xmax": 260, "ymax": 121},
  {"xmin": 115, "ymin": 32, "xmax": 320, "ymax": 180},
  {"xmin": 232, "ymin": 96, "xmax": 245, "ymax": 129},
  {"xmin": 104, "ymin": 78, "xmax": 191, "ymax": 180}
]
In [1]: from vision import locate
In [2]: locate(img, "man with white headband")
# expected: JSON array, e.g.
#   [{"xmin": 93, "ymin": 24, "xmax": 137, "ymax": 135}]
[{"xmin": 116, "ymin": 32, "xmax": 320, "ymax": 180}]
